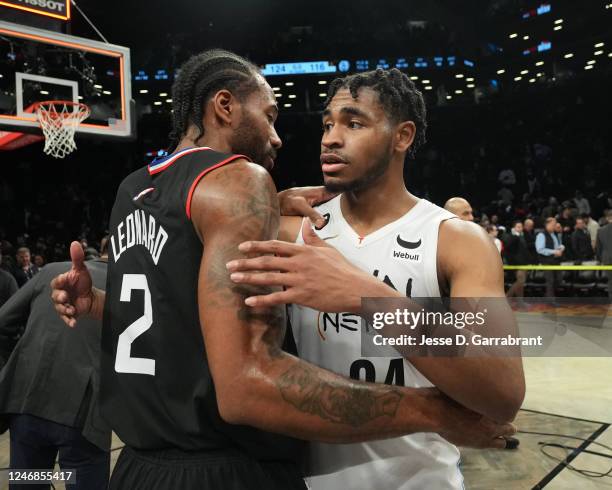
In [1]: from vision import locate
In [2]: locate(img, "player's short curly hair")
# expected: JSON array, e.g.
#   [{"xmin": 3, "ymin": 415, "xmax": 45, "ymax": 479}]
[{"xmin": 324, "ymin": 68, "xmax": 427, "ymax": 159}]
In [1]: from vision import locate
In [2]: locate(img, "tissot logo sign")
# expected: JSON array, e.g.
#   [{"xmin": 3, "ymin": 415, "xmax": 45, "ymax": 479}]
[{"xmin": 0, "ymin": 0, "xmax": 71, "ymax": 20}]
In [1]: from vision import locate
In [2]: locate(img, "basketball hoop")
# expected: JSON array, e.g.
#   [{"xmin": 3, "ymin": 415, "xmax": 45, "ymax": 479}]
[{"xmin": 34, "ymin": 100, "xmax": 91, "ymax": 159}]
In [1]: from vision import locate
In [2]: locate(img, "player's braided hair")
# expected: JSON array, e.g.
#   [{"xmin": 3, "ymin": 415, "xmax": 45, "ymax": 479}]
[
  {"xmin": 324, "ymin": 68, "xmax": 427, "ymax": 159},
  {"xmin": 169, "ymin": 49, "xmax": 259, "ymax": 148}
]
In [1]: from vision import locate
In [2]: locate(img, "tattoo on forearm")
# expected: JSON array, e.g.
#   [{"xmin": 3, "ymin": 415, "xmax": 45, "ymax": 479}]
[{"xmin": 277, "ymin": 364, "xmax": 403, "ymax": 427}]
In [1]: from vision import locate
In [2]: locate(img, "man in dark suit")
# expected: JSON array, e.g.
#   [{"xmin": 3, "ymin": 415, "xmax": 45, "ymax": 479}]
[
  {"xmin": 596, "ymin": 211, "xmax": 612, "ymax": 300},
  {"xmin": 0, "ymin": 249, "xmax": 17, "ymax": 309},
  {"xmin": 12, "ymin": 247, "xmax": 39, "ymax": 288},
  {"xmin": 522, "ymin": 218, "xmax": 538, "ymax": 263},
  {"xmin": 0, "ymin": 243, "xmax": 111, "ymax": 490},
  {"xmin": 505, "ymin": 221, "xmax": 532, "ymax": 297},
  {"xmin": 571, "ymin": 218, "xmax": 594, "ymax": 261}
]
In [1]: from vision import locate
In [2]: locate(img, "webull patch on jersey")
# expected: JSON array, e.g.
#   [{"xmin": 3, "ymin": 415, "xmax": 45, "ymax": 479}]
[{"xmin": 391, "ymin": 249, "xmax": 422, "ymax": 263}]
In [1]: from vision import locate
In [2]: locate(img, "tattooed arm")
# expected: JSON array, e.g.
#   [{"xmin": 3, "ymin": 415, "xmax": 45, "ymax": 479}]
[{"xmin": 191, "ymin": 160, "xmax": 515, "ymax": 446}]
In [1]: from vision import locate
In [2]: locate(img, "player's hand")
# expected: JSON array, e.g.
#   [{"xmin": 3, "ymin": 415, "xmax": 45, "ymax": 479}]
[
  {"xmin": 50, "ymin": 241, "xmax": 95, "ymax": 327},
  {"xmin": 227, "ymin": 220, "xmax": 391, "ymax": 312},
  {"xmin": 438, "ymin": 396, "xmax": 517, "ymax": 449},
  {"xmin": 278, "ymin": 186, "xmax": 337, "ymax": 228}
]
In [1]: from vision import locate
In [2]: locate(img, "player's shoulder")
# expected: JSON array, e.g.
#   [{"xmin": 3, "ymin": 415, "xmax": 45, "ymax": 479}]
[
  {"xmin": 416, "ymin": 198, "xmax": 456, "ymax": 221},
  {"xmin": 117, "ymin": 165, "xmax": 150, "ymax": 194},
  {"xmin": 438, "ymin": 218, "xmax": 499, "ymax": 269},
  {"xmin": 439, "ymin": 217, "xmax": 489, "ymax": 242},
  {"xmin": 194, "ymin": 159, "xmax": 272, "ymax": 198},
  {"xmin": 190, "ymin": 160, "xmax": 275, "ymax": 227}
]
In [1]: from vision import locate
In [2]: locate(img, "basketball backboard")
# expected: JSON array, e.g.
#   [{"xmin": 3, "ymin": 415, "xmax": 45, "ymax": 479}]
[{"xmin": 0, "ymin": 20, "xmax": 133, "ymax": 138}]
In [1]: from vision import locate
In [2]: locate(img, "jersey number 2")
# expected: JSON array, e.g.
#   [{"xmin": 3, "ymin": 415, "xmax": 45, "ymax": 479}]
[{"xmin": 115, "ymin": 274, "xmax": 156, "ymax": 376}]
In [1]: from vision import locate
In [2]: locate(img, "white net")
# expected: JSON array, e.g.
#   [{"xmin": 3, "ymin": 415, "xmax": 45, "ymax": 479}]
[{"xmin": 34, "ymin": 101, "xmax": 91, "ymax": 159}]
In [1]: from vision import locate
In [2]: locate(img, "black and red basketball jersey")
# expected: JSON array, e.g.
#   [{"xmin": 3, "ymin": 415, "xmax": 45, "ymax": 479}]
[{"xmin": 101, "ymin": 147, "xmax": 303, "ymax": 462}]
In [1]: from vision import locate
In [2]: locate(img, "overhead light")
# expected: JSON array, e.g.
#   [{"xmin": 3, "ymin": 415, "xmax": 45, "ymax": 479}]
[
  {"xmin": 78, "ymin": 95, "xmax": 83, "ymax": 100},
  {"xmin": 446, "ymin": 95, "xmax": 452, "ymax": 99},
  {"xmin": 455, "ymin": 74, "xmax": 464, "ymax": 78},
  {"xmin": 564, "ymin": 53, "xmax": 574, "ymax": 58},
  {"xmin": 554, "ymin": 19, "xmax": 563, "ymax": 24},
  {"xmin": 410, "ymin": 76, "xmax": 418, "ymax": 80},
  {"xmin": 288, "ymin": 94, "xmax": 296, "ymax": 99},
  {"xmin": 159, "ymin": 92, "xmax": 168, "ymax": 97},
  {"xmin": 594, "ymin": 50, "xmax": 604, "ymax": 56},
  {"xmin": 272, "ymin": 87, "xmax": 280, "ymax": 91},
  {"xmin": 154, "ymin": 101, "xmax": 162, "ymax": 105},
  {"xmin": 275, "ymin": 93, "xmax": 282, "ymax": 98},
  {"xmin": 94, "ymin": 84, "xmax": 102, "ymax": 89},
  {"xmin": 584, "ymin": 65, "xmax": 594, "ymax": 70},
  {"xmin": 523, "ymin": 35, "xmax": 529, "ymax": 40},
  {"xmin": 103, "ymin": 90, "xmax": 111, "ymax": 95},
  {"xmin": 554, "ymin": 25, "xmax": 563, "ymax": 31},
  {"xmin": 466, "ymin": 84, "xmax": 475, "ymax": 88},
  {"xmin": 529, "ymin": 78, "xmax": 536, "ymax": 83},
  {"xmin": 609, "ymin": 52, "xmax": 612, "ymax": 57},
  {"xmin": 496, "ymin": 69, "xmax": 505, "ymax": 74},
  {"xmin": 166, "ymin": 98, "xmax": 172, "ymax": 103},
  {"xmin": 285, "ymin": 82, "xmax": 294, "ymax": 86},
  {"xmin": 139, "ymin": 89, "xmax": 148, "ymax": 94},
  {"xmin": 283, "ymin": 103, "xmax": 292, "ymax": 107},
  {"xmin": 514, "ymin": 76, "xmax": 522, "ymax": 81},
  {"xmin": 318, "ymin": 93, "xmax": 326, "ymax": 97},
  {"xmin": 40, "ymin": 90, "xmax": 49, "ymax": 95},
  {"xmin": 535, "ymin": 61, "xmax": 544, "ymax": 66},
  {"xmin": 424, "ymin": 86, "xmax": 433, "ymax": 90},
  {"xmin": 595, "ymin": 42, "xmax": 605, "ymax": 48},
  {"xmin": 586, "ymin": 60, "xmax": 596, "ymax": 65},
  {"xmin": 466, "ymin": 77, "xmax": 474, "ymax": 82},
  {"xmin": 318, "ymin": 80, "xmax": 327, "ymax": 85},
  {"xmin": 455, "ymin": 89, "xmax": 463, "ymax": 94},
  {"xmin": 520, "ymin": 69, "xmax": 528, "ymax": 74},
  {"xmin": 422, "ymin": 79, "xmax": 430, "ymax": 83},
  {"xmin": 509, "ymin": 33, "xmax": 518, "ymax": 38},
  {"xmin": 537, "ymin": 72, "xmax": 544, "ymax": 77},
  {"xmin": 0, "ymin": 74, "xmax": 3, "ymax": 78}
]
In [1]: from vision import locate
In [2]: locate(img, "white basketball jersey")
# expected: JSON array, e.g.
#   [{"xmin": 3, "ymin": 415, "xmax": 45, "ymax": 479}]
[{"xmin": 289, "ymin": 195, "xmax": 464, "ymax": 490}]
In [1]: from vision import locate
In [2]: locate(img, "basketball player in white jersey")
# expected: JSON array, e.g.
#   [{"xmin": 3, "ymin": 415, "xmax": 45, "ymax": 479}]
[{"xmin": 226, "ymin": 68, "xmax": 525, "ymax": 489}]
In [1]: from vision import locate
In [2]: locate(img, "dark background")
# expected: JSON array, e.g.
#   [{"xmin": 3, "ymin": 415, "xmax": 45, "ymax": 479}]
[{"xmin": 0, "ymin": 0, "xmax": 611, "ymax": 262}]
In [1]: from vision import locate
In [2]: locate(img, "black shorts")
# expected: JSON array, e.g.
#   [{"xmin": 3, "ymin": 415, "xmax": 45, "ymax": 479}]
[{"xmin": 109, "ymin": 446, "xmax": 307, "ymax": 490}]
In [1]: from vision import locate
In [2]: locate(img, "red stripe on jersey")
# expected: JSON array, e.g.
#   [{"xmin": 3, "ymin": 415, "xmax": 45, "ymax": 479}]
[
  {"xmin": 185, "ymin": 155, "xmax": 249, "ymax": 219},
  {"xmin": 148, "ymin": 147, "xmax": 211, "ymax": 175}
]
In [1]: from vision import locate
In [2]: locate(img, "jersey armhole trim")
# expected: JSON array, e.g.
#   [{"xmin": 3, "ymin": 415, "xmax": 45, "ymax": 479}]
[
  {"xmin": 428, "ymin": 215, "xmax": 458, "ymax": 297},
  {"xmin": 185, "ymin": 154, "xmax": 249, "ymax": 219}
]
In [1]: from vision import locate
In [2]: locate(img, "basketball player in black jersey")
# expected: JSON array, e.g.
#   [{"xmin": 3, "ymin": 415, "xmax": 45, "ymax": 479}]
[{"xmin": 51, "ymin": 50, "xmax": 515, "ymax": 490}]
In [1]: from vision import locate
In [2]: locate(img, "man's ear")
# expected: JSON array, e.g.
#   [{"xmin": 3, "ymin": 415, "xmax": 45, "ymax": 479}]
[
  {"xmin": 211, "ymin": 89, "xmax": 237, "ymax": 126},
  {"xmin": 395, "ymin": 121, "xmax": 416, "ymax": 153}
]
